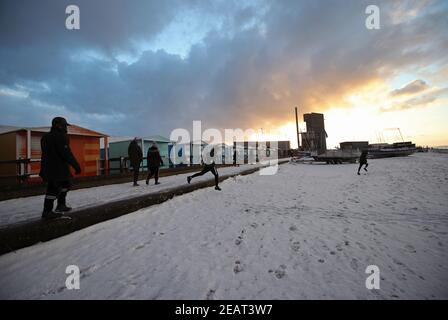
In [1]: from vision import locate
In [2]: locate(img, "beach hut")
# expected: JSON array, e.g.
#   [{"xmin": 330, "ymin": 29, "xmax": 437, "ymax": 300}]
[
  {"xmin": 107, "ymin": 135, "xmax": 172, "ymax": 171},
  {"xmin": 0, "ymin": 124, "xmax": 109, "ymax": 183}
]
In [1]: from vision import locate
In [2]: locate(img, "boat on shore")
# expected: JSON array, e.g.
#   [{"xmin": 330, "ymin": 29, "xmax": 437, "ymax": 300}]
[
  {"xmin": 312, "ymin": 150, "xmax": 359, "ymax": 164},
  {"xmin": 368, "ymin": 142, "xmax": 416, "ymax": 159},
  {"xmin": 431, "ymin": 147, "xmax": 448, "ymax": 154}
]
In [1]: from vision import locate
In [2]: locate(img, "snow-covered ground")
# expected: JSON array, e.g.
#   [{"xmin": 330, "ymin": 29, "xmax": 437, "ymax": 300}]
[
  {"xmin": 0, "ymin": 153, "xmax": 447, "ymax": 299},
  {"xmin": 0, "ymin": 162, "xmax": 271, "ymax": 227}
]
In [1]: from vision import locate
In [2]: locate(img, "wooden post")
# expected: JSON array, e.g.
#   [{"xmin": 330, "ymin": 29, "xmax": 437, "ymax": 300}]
[
  {"xmin": 26, "ymin": 129, "xmax": 31, "ymax": 179},
  {"xmin": 295, "ymin": 107, "xmax": 300, "ymax": 149},
  {"xmin": 104, "ymin": 136, "xmax": 109, "ymax": 175}
]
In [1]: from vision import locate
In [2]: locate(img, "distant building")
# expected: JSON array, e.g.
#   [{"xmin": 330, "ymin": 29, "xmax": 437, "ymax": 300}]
[
  {"xmin": 301, "ymin": 113, "xmax": 327, "ymax": 154},
  {"xmin": 233, "ymin": 141, "xmax": 258, "ymax": 164},
  {"xmin": 168, "ymin": 140, "xmax": 209, "ymax": 166},
  {"xmin": 273, "ymin": 141, "xmax": 292, "ymax": 158},
  {"xmin": 212, "ymin": 143, "xmax": 234, "ymax": 164},
  {"xmin": 256, "ymin": 141, "xmax": 291, "ymax": 159},
  {"xmin": 0, "ymin": 124, "xmax": 108, "ymax": 183},
  {"xmin": 234, "ymin": 140, "xmax": 291, "ymax": 163},
  {"xmin": 340, "ymin": 141, "xmax": 369, "ymax": 152}
]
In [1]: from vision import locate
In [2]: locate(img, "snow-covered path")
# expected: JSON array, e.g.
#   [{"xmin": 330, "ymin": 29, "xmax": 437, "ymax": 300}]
[
  {"xmin": 0, "ymin": 162, "xmax": 271, "ymax": 227},
  {"xmin": 0, "ymin": 153, "xmax": 447, "ymax": 299}
]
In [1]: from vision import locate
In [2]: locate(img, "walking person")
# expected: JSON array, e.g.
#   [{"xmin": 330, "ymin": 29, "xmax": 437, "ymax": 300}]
[
  {"xmin": 233, "ymin": 149, "xmax": 239, "ymax": 167},
  {"xmin": 39, "ymin": 117, "xmax": 81, "ymax": 219},
  {"xmin": 128, "ymin": 138, "xmax": 143, "ymax": 186},
  {"xmin": 187, "ymin": 147, "xmax": 221, "ymax": 191},
  {"xmin": 146, "ymin": 142, "xmax": 164, "ymax": 185},
  {"xmin": 357, "ymin": 150, "xmax": 369, "ymax": 175}
]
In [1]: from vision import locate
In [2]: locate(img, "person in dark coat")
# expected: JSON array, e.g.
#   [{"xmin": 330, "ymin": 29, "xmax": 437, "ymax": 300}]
[
  {"xmin": 233, "ymin": 149, "xmax": 239, "ymax": 167},
  {"xmin": 128, "ymin": 138, "xmax": 143, "ymax": 186},
  {"xmin": 39, "ymin": 117, "xmax": 81, "ymax": 219},
  {"xmin": 357, "ymin": 150, "xmax": 369, "ymax": 175},
  {"xmin": 146, "ymin": 142, "xmax": 164, "ymax": 185},
  {"xmin": 187, "ymin": 147, "xmax": 221, "ymax": 191}
]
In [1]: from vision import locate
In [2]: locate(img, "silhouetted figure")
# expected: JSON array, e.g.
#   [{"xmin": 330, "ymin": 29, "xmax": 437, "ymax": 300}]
[
  {"xmin": 187, "ymin": 147, "xmax": 221, "ymax": 191},
  {"xmin": 358, "ymin": 150, "xmax": 368, "ymax": 175},
  {"xmin": 146, "ymin": 142, "xmax": 164, "ymax": 185},
  {"xmin": 128, "ymin": 138, "xmax": 143, "ymax": 186},
  {"xmin": 39, "ymin": 117, "xmax": 81, "ymax": 219},
  {"xmin": 233, "ymin": 149, "xmax": 239, "ymax": 167}
]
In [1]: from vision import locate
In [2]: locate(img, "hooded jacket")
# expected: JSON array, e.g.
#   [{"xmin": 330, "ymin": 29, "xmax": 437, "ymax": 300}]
[
  {"xmin": 147, "ymin": 145, "xmax": 163, "ymax": 167},
  {"xmin": 128, "ymin": 140, "xmax": 143, "ymax": 167},
  {"xmin": 39, "ymin": 127, "xmax": 80, "ymax": 181}
]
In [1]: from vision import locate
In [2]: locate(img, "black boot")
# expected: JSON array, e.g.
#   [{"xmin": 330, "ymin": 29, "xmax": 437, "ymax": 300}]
[
  {"xmin": 56, "ymin": 192, "xmax": 72, "ymax": 212},
  {"xmin": 42, "ymin": 198, "xmax": 62, "ymax": 219},
  {"xmin": 55, "ymin": 204, "xmax": 72, "ymax": 213}
]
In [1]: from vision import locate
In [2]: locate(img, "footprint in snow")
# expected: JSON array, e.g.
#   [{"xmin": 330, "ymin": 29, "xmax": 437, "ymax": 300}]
[
  {"xmin": 235, "ymin": 238, "xmax": 243, "ymax": 245},
  {"xmin": 405, "ymin": 244, "xmax": 417, "ymax": 253},
  {"xmin": 233, "ymin": 261, "xmax": 244, "ymax": 274},
  {"xmin": 235, "ymin": 231, "xmax": 245, "ymax": 246},
  {"xmin": 274, "ymin": 265, "xmax": 287, "ymax": 279},
  {"xmin": 206, "ymin": 289, "xmax": 216, "ymax": 300},
  {"xmin": 291, "ymin": 241, "xmax": 300, "ymax": 252},
  {"xmin": 350, "ymin": 258, "xmax": 358, "ymax": 271},
  {"xmin": 356, "ymin": 242, "xmax": 367, "ymax": 250},
  {"xmin": 392, "ymin": 258, "xmax": 404, "ymax": 266}
]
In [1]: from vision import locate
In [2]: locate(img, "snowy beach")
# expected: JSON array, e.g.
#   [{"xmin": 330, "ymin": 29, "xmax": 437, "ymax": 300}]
[
  {"xmin": 0, "ymin": 152, "xmax": 447, "ymax": 299},
  {"xmin": 0, "ymin": 162, "xmax": 272, "ymax": 227}
]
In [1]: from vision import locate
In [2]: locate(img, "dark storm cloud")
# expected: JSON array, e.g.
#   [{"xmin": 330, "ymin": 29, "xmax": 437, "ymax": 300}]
[
  {"xmin": 381, "ymin": 86, "xmax": 448, "ymax": 112},
  {"xmin": 0, "ymin": 0, "xmax": 182, "ymax": 50},
  {"xmin": 1, "ymin": 0, "xmax": 447, "ymax": 137}
]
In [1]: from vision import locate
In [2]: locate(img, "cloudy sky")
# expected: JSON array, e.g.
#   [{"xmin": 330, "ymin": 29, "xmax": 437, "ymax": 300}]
[{"xmin": 1, "ymin": 0, "xmax": 447, "ymax": 147}]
